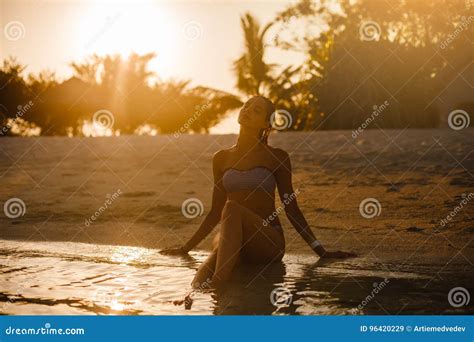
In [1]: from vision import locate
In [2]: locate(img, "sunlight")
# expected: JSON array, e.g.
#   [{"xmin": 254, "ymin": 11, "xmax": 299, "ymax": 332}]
[
  {"xmin": 77, "ymin": 1, "xmax": 179, "ymax": 79},
  {"xmin": 134, "ymin": 124, "xmax": 159, "ymax": 136},
  {"xmin": 110, "ymin": 246, "xmax": 149, "ymax": 264},
  {"xmin": 110, "ymin": 298, "xmax": 125, "ymax": 311},
  {"xmin": 81, "ymin": 120, "xmax": 118, "ymax": 137}
]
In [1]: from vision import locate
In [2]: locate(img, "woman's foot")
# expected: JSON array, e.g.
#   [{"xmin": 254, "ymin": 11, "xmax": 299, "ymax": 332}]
[{"xmin": 172, "ymin": 292, "xmax": 194, "ymax": 310}]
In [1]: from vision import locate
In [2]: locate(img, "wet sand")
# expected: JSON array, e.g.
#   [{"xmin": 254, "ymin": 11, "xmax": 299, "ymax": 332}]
[{"xmin": 0, "ymin": 129, "xmax": 473, "ymax": 314}]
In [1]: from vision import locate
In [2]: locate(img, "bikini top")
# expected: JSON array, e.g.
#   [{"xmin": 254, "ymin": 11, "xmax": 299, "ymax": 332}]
[{"xmin": 222, "ymin": 167, "xmax": 277, "ymax": 193}]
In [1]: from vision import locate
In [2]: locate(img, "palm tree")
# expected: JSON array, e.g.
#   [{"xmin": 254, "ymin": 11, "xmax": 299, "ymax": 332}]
[{"xmin": 233, "ymin": 12, "xmax": 274, "ymax": 96}]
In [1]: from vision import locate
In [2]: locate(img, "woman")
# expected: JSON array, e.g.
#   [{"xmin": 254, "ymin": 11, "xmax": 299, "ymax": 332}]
[{"xmin": 161, "ymin": 96, "xmax": 355, "ymax": 288}]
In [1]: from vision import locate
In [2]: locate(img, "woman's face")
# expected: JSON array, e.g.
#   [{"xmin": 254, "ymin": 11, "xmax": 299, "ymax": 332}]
[{"xmin": 238, "ymin": 97, "xmax": 271, "ymax": 129}]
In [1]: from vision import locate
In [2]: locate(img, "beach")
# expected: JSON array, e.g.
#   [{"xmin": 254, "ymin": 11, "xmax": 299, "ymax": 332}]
[{"xmin": 0, "ymin": 129, "xmax": 473, "ymax": 314}]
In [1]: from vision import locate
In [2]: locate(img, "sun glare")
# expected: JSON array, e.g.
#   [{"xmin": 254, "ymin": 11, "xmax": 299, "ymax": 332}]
[
  {"xmin": 77, "ymin": 1, "xmax": 179, "ymax": 79},
  {"xmin": 110, "ymin": 246, "xmax": 149, "ymax": 264}
]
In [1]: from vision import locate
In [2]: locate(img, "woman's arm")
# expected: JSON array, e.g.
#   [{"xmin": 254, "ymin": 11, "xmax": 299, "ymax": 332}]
[
  {"xmin": 161, "ymin": 150, "xmax": 227, "ymax": 255},
  {"xmin": 274, "ymin": 149, "xmax": 355, "ymax": 258}
]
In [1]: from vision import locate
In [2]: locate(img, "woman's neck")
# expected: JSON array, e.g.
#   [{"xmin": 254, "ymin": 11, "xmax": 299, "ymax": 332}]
[{"xmin": 236, "ymin": 127, "xmax": 264, "ymax": 151}]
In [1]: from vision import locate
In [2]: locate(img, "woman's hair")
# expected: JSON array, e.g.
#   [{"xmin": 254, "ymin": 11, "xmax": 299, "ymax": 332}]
[{"xmin": 253, "ymin": 96, "xmax": 275, "ymax": 144}]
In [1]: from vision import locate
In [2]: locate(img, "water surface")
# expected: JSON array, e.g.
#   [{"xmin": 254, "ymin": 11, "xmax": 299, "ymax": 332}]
[{"xmin": 0, "ymin": 240, "xmax": 471, "ymax": 315}]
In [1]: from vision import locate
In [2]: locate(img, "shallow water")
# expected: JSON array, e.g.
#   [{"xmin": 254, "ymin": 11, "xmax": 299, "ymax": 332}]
[{"xmin": 0, "ymin": 239, "xmax": 471, "ymax": 315}]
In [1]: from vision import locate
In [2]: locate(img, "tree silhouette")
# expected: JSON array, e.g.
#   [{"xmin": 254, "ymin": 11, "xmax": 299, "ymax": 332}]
[
  {"xmin": 0, "ymin": 52, "xmax": 242, "ymax": 136},
  {"xmin": 233, "ymin": 12, "xmax": 275, "ymax": 96},
  {"xmin": 1, "ymin": 0, "xmax": 470, "ymax": 136},
  {"xmin": 0, "ymin": 57, "xmax": 29, "ymax": 128},
  {"xmin": 268, "ymin": 0, "xmax": 471, "ymax": 129}
]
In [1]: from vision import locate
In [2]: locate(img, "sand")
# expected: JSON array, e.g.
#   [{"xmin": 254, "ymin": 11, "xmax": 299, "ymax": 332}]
[{"xmin": 0, "ymin": 129, "xmax": 473, "ymax": 314}]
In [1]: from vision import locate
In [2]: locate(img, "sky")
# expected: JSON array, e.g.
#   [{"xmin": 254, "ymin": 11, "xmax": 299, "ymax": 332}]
[{"xmin": 1, "ymin": 0, "xmax": 302, "ymax": 133}]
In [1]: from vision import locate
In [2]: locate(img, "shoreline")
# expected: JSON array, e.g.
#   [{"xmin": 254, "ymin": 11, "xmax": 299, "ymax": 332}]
[
  {"xmin": 1, "ymin": 238, "xmax": 472, "ymax": 315},
  {"xmin": 1, "ymin": 129, "xmax": 473, "ymax": 275}
]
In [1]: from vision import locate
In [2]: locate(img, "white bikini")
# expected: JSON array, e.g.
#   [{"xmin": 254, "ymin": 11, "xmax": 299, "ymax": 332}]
[
  {"xmin": 222, "ymin": 167, "xmax": 283, "ymax": 233},
  {"xmin": 222, "ymin": 167, "xmax": 276, "ymax": 193}
]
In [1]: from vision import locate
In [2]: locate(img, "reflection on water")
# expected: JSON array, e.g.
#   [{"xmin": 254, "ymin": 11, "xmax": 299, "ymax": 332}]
[
  {"xmin": 110, "ymin": 246, "xmax": 152, "ymax": 264},
  {"xmin": 0, "ymin": 240, "xmax": 471, "ymax": 315}
]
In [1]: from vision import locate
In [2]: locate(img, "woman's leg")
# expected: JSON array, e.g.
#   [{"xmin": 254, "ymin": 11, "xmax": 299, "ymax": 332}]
[
  {"xmin": 213, "ymin": 200, "xmax": 243, "ymax": 284},
  {"xmin": 191, "ymin": 234, "xmax": 220, "ymax": 288},
  {"xmin": 191, "ymin": 249, "xmax": 217, "ymax": 288},
  {"xmin": 212, "ymin": 200, "xmax": 285, "ymax": 284}
]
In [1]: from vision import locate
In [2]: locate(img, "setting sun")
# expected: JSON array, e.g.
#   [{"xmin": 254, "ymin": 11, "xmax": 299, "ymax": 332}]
[{"xmin": 76, "ymin": 2, "xmax": 179, "ymax": 79}]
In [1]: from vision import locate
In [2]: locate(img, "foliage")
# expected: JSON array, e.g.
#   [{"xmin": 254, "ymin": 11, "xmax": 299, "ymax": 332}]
[
  {"xmin": 0, "ymin": 53, "xmax": 241, "ymax": 136},
  {"xmin": 267, "ymin": 0, "xmax": 471, "ymax": 129}
]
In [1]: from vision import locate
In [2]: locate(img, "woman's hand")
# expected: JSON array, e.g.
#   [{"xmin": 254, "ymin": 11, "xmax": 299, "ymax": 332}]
[
  {"xmin": 320, "ymin": 250, "xmax": 356, "ymax": 259},
  {"xmin": 160, "ymin": 246, "xmax": 189, "ymax": 256}
]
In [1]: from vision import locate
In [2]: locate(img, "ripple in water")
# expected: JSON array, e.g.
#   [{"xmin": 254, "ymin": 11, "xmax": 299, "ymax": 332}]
[{"xmin": 0, "ymin": 240, "xmax": 471, "ymax": 315}]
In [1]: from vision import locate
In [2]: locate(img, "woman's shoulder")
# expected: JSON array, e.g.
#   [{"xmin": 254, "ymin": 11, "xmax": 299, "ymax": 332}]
[
  {"xmin": 212, "ymin": 146, "xmax": 236, "ymax": 164},
  {"xmin": 265, "ymin": 145, "xmax": 290, "ymax": 162}
]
